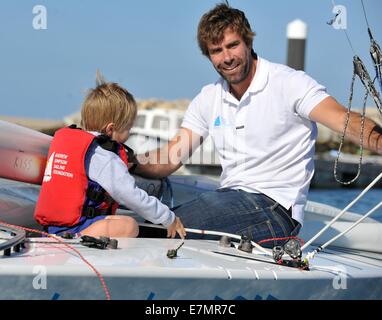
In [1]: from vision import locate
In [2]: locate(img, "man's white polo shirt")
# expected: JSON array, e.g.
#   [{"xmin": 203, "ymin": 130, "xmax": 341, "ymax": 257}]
[{"xmin": 181, "ymin": 57, "xmax": 330, "ymax": 225}]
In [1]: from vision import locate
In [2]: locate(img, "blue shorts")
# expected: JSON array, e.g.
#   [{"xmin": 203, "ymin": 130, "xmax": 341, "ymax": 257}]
[{"xmin": 46, "ymin": 215, "xmax": 108, "ymax": 236}]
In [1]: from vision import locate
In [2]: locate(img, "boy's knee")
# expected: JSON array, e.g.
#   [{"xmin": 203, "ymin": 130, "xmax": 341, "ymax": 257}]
[{"xmin": 125, "ymin": 216, "xmax": 139, "ymax": 238}]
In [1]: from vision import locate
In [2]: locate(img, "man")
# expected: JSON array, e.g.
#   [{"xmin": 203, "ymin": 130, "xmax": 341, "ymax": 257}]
[{"xmin": 134, "ymin": 4, "xmax": 382, "ymax": 244}]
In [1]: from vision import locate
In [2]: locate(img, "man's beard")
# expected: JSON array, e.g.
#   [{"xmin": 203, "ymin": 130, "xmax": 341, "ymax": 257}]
[{"xmin": 216, "ymin": 54, "xmax": 253, "ymax": 85}]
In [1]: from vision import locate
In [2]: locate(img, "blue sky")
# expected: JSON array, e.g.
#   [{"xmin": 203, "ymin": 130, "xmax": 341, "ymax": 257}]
[{"xmin": 0, "ymin": 0, "xmax": 381, "ymax": 119}]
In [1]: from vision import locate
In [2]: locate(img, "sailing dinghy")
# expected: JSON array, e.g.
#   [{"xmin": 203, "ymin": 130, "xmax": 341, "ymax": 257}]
[{"xmin": 1, "ymin": 120, "xmax": 382, "ymax": 300}]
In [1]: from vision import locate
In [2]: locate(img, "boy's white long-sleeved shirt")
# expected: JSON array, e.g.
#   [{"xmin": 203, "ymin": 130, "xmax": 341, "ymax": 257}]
[{"xmin": 85, "ymin": 135, "xmax": 175, "ymax": 228}]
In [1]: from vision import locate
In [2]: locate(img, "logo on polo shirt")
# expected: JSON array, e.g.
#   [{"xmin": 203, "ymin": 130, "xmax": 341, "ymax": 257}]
[{"xmin": 214, "ymin": 116, "xmax": 232, "ymax": 128}]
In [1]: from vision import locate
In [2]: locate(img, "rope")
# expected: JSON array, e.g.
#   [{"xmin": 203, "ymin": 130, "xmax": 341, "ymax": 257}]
[
  {"xmin": 333, "ymin": 72, "xmax": 366, "ymax": 185},
  {"xmin": 333, "ymin": 56, "xmax": 382, "ymax": 185},
  {"xmin": 138, "ymin": 222, "xmax": 272, "ymax": 256},
  {"xmin": 258, "ymin": 236, "xmax": 305, "ymax": 246},
  {"xmin": 0, "ymin": 220, "xmax": 111, "ymax": 300}
]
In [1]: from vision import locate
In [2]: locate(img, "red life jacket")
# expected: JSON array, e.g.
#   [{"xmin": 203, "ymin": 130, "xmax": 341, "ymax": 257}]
[{"xmin": 34, "ymin": 126, "xmax": 128, "ymax": 227}]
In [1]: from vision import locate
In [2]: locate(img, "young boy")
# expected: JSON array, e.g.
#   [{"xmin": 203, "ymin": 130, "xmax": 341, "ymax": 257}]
[{"xmin": 34, "ymin": 79, "xmax": 186, "ymax": 239}]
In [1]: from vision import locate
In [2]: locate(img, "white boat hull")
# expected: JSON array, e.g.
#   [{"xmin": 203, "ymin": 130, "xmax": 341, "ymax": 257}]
[{"xmin": 0, "ymin": 237, "xmax": 381, "ymax": 300}]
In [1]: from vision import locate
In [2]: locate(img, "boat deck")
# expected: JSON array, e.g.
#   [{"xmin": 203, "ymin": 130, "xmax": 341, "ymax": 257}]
[{"xmin": 1, "ymin": 236, "xmax": 381, "ymax": 300}]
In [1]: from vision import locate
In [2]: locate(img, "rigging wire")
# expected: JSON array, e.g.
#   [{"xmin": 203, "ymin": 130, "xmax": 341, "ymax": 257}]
[
  {"xmin": 361, "ymin": 0, "xmax": 371, "ymax": 30},
  {"xmin": 304, "ymin": 197, "xmax": 382, "ymax": 264},
  {"xmin": 329, "ymin": 0, "xmax": 357, "ymax": 55},
  {"xmin": 360, "ymin": 0, "xmax": 382, "ymax": 90},
  {"xmin": 361, "ymin": 0, "xmax": 382, "ymax": 93},
  {"xmin": 329, "ymin": 0, "xmax": 382, "ymax": 185},
  {"xmin": 304, "ymin": 1, "xmax": 382, "ymax": 263},
  {"xmin": 302, "ymin": 171, "xmax": 382, "ymax": 251}
]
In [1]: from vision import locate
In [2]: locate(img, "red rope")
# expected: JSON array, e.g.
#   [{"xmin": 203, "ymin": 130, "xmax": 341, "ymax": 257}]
[
  {"xmin": 258, "ymin": 236, "xmax": 305, "ymax": 246},
  {"xmin": 0, "ymin": 220, "xmax": 111, "ymax": 300}
]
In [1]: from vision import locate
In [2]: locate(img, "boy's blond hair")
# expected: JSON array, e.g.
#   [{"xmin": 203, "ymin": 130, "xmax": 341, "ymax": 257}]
[{"xmin": 81, "ymin": 74, "xmax": 137, "ymax": 133}]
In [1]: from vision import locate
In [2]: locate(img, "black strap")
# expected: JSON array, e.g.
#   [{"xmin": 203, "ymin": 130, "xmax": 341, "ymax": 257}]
[
  {"xmin": 86, "ymin": 188, "xmax": 106, "ymax": 202},
  {"xmin": 68, "ymin": 124, "xmax": 81, "ymax": 130},
  {"xmin": 85, "ymin": 187, "xmax": 114, "ymax": 204},
  {"xmin": 82, "ymin": 206, "xmax": 111, "ymax": 219},
  {"xmin": 95, "ymin": 134, "xmax": 120, "ymax": 154},
  {"xmin": 95, "ymin": 135, "xmax": 137, "ymax": 163},
  {"xmin": 83, "ymin": 187, "xmax": 115, "ymax": 218}
]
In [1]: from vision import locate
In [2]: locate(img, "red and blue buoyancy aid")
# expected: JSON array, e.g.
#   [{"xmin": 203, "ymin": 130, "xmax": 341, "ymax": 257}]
[{"xmin": 34, "ymin": 125, "xmax": 129, "ymax": 227}]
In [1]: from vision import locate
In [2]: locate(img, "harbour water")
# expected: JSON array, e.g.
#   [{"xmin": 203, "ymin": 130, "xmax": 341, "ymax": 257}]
[{"xmin": 308, "ymin": 188, "xmax": 382, "ymax": 222}]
